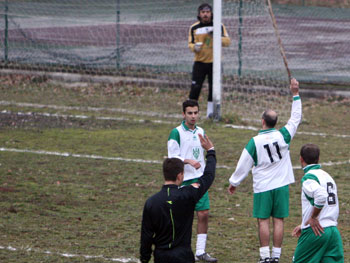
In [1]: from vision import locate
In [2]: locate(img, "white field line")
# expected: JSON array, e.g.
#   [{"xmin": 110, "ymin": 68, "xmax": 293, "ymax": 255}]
[
  {"xmin": 1, "ymin": 147, "xmax": 349, "ymax": 170},
  {"xmin": 0, "ymin": 110, "xmax": 176, "ymax": 125},
  {"xmin": 0, "ymin": 245, "xmax": 140, "ymax": 263},
  {"xmin": 0, "ymin": 147, "xmax": 162, "ymax": 165},
  {"xmin": 297, "ymin": 131, "xmax": 350, "ymax": 138},
  {"xmin": 223, "ymin": 125, "xmax": 350, "ymax": 138},
  {"xmin": 1, "ymin": 100, "xmax": 350, "ymax": 138},
  {"xmin": 0, "ymin": 100, "xmax": 181, "ymax": 119}
]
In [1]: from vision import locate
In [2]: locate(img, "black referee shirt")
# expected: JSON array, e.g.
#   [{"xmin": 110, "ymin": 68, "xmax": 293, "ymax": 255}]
[{"xmin": 140, "ymin": 150, "xmax": 216, "ymax": 263}]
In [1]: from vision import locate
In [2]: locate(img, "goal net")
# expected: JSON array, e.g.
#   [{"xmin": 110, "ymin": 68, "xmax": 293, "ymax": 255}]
[{"xmin": 4, "ymin": 0, "xmax": 345, "ymax": 123}]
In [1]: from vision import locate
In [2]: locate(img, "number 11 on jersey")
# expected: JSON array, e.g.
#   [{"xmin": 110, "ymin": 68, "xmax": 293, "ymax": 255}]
[{"xmin": 263, "ymin": 142, "xmax": 282, "ymax": 163}]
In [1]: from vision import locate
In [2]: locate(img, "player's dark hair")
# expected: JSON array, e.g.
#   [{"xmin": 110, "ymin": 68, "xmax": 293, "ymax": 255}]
[
  {"xmin": 183, "ymin": 99, "xmax": 199, "ymax": 113},
  {"xmin": 197, "ymin": 3, "xmax": 213, "ymax": 21},
  {"xmin": 300, "ymin": 144, "xmax": 320, "ymax": 164},
  {"xmin": 163, "ymin": 158, "xmax": 184, "ymax": 181},
  {"xmin": 262, "ymin": 109, "xmax": 278, "ymax": 128}
]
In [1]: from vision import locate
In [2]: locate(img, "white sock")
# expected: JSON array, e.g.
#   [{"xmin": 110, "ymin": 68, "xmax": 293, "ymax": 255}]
[
  {"xmin": 259, "ymin": 246, "xmax": 270, "ymax": 259},
  {"xmin": 271, "ymin": 247, "xmax": 281, "ymax": 258},
  {"xmin": 196, "ymin": 234, "xmax": 207, "ymax": 256},
  {"xmin": 206, "ymin": 101, "xmax": 213, "ymax": 117}
]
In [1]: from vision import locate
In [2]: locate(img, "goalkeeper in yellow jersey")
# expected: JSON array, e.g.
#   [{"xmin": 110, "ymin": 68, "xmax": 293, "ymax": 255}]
[{"xmin": 188, "ymin": 3, "xmax": 231, "ymax": 118}]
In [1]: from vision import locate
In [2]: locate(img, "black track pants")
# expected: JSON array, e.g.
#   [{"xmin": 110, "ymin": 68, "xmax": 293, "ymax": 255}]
[{"xmin": 189, "ymin": 62, "xmax": 213, "ymax": 102}]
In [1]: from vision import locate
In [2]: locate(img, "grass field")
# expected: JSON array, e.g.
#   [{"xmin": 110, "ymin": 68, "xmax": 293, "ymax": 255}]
[{"xmin": 0, "ymin": 74, "xmax": 349, "ymax": 262}]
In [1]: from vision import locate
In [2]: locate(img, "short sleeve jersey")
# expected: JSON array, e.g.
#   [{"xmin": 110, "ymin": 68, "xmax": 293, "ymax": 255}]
[{"xmin": 167, "ymin": 121, "xmax": 205, "ymax": 181}]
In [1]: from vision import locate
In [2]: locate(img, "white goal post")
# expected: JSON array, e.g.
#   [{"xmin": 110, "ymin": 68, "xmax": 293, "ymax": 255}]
[{"xmin": 213, "ymin": 0, "xmax": 222, "ymax": 120}]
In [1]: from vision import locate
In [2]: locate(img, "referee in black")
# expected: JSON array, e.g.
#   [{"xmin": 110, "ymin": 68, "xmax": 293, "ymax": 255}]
[
  {"xmin": 188, "ymin": 3, "xmax": 230, "ymax": 118},
  {"xmin": 140, "ymin": 134, "xmax": 216, "ymax": 263}
]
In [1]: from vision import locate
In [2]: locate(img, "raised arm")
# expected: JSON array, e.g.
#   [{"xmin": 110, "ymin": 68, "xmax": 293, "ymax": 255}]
[{"xmin": 281, "ymin": 78, "xmax": 302, "ymax": 142}]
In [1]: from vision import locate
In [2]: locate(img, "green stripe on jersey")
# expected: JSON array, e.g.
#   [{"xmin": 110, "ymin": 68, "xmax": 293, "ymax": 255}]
[
  {"xmin": 293, "ymin": 95, "xmax": 300, "ymax": 101},
  {"xmin": 258, "ymin": 128, "xmax": 275, "ymax": 135},
  {"xmin": 279, "ymin": 126, "xmax": 291, "ymax": 144},
  {"xmin": 301, "ymin": 173, "xmax": 320, "ymax": 185},
  {"xmin": 168, "ymin": 128, "xmax": 180, "ymax": 145},
  {"xmin": 301, "ymin": 173, "xmax": 321, "ymax": 206},
  {"xmin": 303, "ymin": 164, "xmax": 321, "ymax": 174},
  {"xmin": 245, "ymin": 138, "xmax": 257, "ymax": 166},
  {"xmin": 315, "ymin": 203, "xmax": 324, "ymax": 209}
]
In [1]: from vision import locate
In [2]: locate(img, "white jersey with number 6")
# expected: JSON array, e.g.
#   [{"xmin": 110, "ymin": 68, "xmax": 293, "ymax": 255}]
[
  {"xmin": 300, "ymin": 164, "xmax": 339, "ymax": 229},
  {"xmin": 229, "ymin": 96, "xmax": 302, "ymax": 193}
]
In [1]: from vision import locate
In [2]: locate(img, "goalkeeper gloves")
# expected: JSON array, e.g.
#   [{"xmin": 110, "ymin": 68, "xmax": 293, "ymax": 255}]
[{"xmin": 194, "ymin": 42, "xmax": 203, "ymax": 52}]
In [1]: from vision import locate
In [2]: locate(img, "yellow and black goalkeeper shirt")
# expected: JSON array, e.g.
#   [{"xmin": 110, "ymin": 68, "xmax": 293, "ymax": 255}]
[{"xmin": 188, "ymin": 21, "xmax": 231, "ymax": 63}]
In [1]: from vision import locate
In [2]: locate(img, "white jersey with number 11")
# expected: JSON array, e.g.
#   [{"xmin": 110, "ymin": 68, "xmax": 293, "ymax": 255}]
[{"xmin": 229, "ymin": 96, "xmax": 302, "ymax": 193}]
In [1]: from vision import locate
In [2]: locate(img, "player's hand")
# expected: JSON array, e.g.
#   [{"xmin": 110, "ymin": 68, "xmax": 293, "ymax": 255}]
[
  {"xmin": 290, "ymin": 78, "xmax": 299, "ymax": 96},
  {"xmin": 227, "ymin": 184, "xmax": 236, "ymax": 195},
  {"xmin": 198, "ymin": 134, "xmax": 214, "ymax": 151},
  {"xmin": 306, "ymin": 217, "xmax": 324, "ymax": 236},
  {"xmin": 194, "ymin": 42, "xmax": 203, "ymax": 52},
  {"xmin": 187, "ymin": 159, "xmax": 201, "ymax": 169},
  {"xmin": 292, "ymin": 225, "xmax": 301, "ymax": 237}
]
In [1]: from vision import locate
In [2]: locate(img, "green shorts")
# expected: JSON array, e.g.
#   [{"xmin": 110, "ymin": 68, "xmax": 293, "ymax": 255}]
[
  {"xmin": 293, "ymin": 226, "xmax": 344, "ymax": 263},
  {"xmin": 253, "ymin": 185, "xmax": 289, "ymax": 219},
  {"xmin": 182, "ymin": 178, "xmax": 210, "ymax": 211}
]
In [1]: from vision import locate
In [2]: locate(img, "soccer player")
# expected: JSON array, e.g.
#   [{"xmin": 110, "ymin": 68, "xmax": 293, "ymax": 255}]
[
  {"xmin": 168, "ymin": 99, "xmax": 217, "ymax": 262},
  {"xmin": 227, "ymin": 78, "xmax": 302, "ymax": 263},
  {"xmin": 188, "ymin": 3, "xmax": 231, "ymax": 118},
  {"xmin": 140, "ymin": 134, "xmax": 216, "ymax": 263},
  {"xmin": 292, "ymin": 144, "xmax": 344, "ymax": 263}
]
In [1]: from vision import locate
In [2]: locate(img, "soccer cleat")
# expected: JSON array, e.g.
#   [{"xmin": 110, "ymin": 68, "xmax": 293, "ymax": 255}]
[
  {"xmin": 258, "ymin": 258, "xmax": 271, "ymax": 263},
  {"xmin": 195, "ymin": 252, "xmax": 218, "ymax": 262},
  {"xmin": 270, "ymin": 258, "xmax": 279, "ymax": 263}
]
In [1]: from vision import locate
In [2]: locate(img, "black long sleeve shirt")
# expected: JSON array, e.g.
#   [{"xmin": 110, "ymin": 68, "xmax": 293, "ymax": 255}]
[{"xmin": 140, "ymin": 150, "xmax": 216, "ymax": 263}]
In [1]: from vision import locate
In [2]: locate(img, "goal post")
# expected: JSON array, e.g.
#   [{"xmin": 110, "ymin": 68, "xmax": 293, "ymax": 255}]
[{"xmin": 213, "ymin": 0, "xmax": 222, "ymax": 121}]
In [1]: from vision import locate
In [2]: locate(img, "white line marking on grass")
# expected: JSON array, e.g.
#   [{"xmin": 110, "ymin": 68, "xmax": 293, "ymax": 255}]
[
  {"xmin": 1, "ymin": 147, "xmax": 349, "ymax": 170},
  {"xmin": 2, "ymin": 102, "xmax": 350, "ymax": 138},
  {"xmin": 0, "ymin": 245, "xmax": 140, "ymax": 262},
  {"xmin": 297, "ymin": 131, "xmax": 350, "ymax": 138},
  {"xmin": 2, "ymin": 100, "xmax": 350, "ymax": 138},
  {"xmin": 224, "ymin": 124, "xmax": 350, "ymax": 138},
  {"xmin": 1, "ymin": 110, "xmax": 176, "ymax": 125},
  {"xmin": 224, "ymin": 124, "xmax": 259, "ymax": 131},
  {"xmin": 0, "ymin": 147, "xmax": 162, "ymax": 164},
  {"xmin": 0, "ymin": 100, "xmax": 181, "ymax": 119}
]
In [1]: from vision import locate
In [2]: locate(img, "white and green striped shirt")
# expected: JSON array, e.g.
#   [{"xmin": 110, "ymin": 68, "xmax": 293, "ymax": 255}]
[
  {"xmin": 167, "ymin": 121, "xmax": 205, "ymax": 181},
  {"xmin": 300, "ymin": 164, "xmax": 339, "ymax": 229},
  {"xmin": 229, "ymin": 95, "xmax": 302, "ymax": 193}
]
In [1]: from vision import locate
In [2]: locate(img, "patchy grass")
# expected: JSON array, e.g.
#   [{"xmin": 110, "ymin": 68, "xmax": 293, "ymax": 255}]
[{"xmin": 0, "ymin": 75, "xmax": 349, "ymax": 262}]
